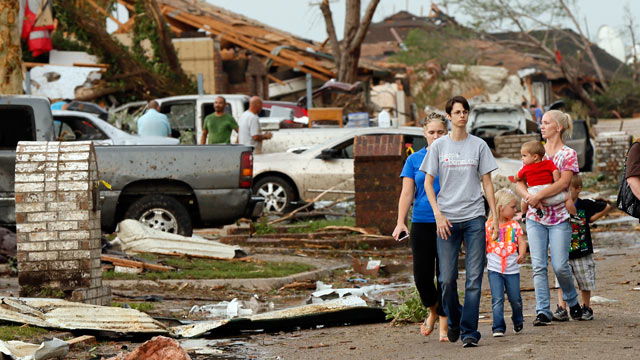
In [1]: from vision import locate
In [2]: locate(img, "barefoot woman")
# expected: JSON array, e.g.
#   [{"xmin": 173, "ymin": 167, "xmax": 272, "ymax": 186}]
[{"xmin": 393, "ymin": 113, "xmax": 449, "ymax": 342}]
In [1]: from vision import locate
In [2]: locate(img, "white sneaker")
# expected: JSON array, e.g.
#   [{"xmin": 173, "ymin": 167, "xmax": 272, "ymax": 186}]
[{"xmin": 492, "ymin": 331, "xmax": 504, "ymax": 337}]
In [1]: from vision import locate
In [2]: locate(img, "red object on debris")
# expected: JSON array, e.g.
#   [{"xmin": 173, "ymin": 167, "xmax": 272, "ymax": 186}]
[
  {"xmin": 105, "ymin": 336, "xmax": 191, "ymax": 360},
  {"xmin": 555, "ymin": 50, "xmax": 563, "ymax": 65},
  {"xmin": 21, "ymin": 0, "xmax": 53, "ymax": 57}
]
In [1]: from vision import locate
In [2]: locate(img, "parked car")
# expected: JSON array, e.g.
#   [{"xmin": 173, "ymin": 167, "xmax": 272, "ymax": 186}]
[
  {"xmin": 53, "ymin": 110, "xmax": 180, "ymax": 145},
  {"xmin": 253, "ymin": 127, "xmax": 519, "ymax": 214},
  {"xmin": 565, "ymin": 118, "xmax": 595, "ymax": 172},
  {"xmin": 467, "ymin": 103, "xmax": 539, "ymax": 148},
  {"xmin": 0, "ymin": 96, "xmax": 263, "ymax": 236}
]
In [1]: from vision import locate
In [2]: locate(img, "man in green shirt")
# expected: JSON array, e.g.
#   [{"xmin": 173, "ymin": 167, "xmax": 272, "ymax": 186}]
[{"xmin": 201, "ymin": 96, "xmax": 238, "ymax": 144}]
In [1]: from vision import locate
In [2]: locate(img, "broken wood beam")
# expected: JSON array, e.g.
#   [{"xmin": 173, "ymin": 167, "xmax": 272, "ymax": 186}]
[
  {"xmin": 101, "ymin": 255, "xmax": 174, "ymax": 272},
  {"xmin": 161, "ymin": 5, "xmax": 333, "ymax": 81},
  {"xmin": 66, "ymin": 335, "xmax": 96, "ymax": 348}
]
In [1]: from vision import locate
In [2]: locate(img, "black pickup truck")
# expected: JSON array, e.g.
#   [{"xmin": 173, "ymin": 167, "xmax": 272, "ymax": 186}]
[{"xmin": 0, "ymin": 96, "xmax": 263, "ymax": 236}]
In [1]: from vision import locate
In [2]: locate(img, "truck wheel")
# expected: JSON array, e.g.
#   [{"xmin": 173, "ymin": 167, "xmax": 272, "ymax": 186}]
[
  {"xmin": 253, "ymin": 176, "xmax": 295, "ymax": 214},
  {"xmin": 124, "ymin": 195, "xmax": 193, "ymax": 236}
]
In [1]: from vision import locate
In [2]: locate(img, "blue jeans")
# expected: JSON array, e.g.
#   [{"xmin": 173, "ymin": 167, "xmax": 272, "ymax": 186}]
[
  {"xmin": 488, "ymin": 271, "xmax": 523, "ymax": 333},
  {"xmin": 437, "ymin": 216, "xmax": 486, "ymax": 342},
  {"xmin": 527, "ymin": 219, "xmax": 578, "ymax": 319}
]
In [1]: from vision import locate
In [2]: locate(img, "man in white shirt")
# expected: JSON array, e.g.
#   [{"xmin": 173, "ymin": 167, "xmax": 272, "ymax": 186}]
[{"xmin": 237, "ymin": 96, "xmax": 272, "ymax": 153}]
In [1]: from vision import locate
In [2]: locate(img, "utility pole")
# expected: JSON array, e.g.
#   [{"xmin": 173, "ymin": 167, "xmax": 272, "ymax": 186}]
[{"xmin": 0, "ymin": 0, "xmax": 24, "ymax": 94}]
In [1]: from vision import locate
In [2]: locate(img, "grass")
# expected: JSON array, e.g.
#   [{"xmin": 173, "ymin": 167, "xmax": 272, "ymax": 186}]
[
  {"xmin": 112, "ymin": 302, "xmax": 155, "ymax": 312},
  {"xmin": 0, "ymin": 325, "xmax": 48, "ymax": 341},
  {"xmin": 286, "ymin": 217, "xmax": 355, "ymax": 233},
  {"xmin": 103, "ymin": 253, "xmax": 315, "ymax": 280}
]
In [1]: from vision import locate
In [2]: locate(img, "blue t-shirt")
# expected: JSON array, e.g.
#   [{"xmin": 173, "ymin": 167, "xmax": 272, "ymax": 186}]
[
  {"xmin": 137, "ymin": 109, "xmax": 171, "ymax": 137},
  {"xmin": 400, "ymin": 147, "xmax": 440, "ymax": 223}
]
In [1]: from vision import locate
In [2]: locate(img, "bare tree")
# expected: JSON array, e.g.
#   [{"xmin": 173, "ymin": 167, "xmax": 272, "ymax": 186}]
[
  {"xmin": 320, "ymin": 0, "xmax": 381, "ymax": 83},
  {"xmin": 0, "ymin": 0, "xmax": 23, "ymax": 94},
  {"xmin": 447, "ymin": 0, "xmax": 608, "ymax": 114},
  {"xmin": 624, "ymin": 3, "xmax": 639, "ymax": 81}
]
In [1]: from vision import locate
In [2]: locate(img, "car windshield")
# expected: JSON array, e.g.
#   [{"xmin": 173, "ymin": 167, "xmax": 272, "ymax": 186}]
[{"xmin": 473, "ymin": 109, "xmax": 520, "ymax": 128}]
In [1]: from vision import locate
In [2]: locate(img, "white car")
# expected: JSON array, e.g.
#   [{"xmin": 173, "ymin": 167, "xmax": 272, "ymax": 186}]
[
  {"xmin": 253, "ymin": 127, "xmax": 522, "ymax": 214},
  {"xmin": 52, "ymin": 110, "xmax": 180, "ymax": 145}
]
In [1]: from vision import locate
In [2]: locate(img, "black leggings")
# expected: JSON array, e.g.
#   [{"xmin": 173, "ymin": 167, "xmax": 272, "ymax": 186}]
[{"xmin": 410, "ymin": 222, "xmax": 445, "ymax": 316}]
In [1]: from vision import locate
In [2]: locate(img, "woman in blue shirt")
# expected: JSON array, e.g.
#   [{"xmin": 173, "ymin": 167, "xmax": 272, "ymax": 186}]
[{"xmin": 393, "ymin": 113, "xmax": 449, "ymax": 342}]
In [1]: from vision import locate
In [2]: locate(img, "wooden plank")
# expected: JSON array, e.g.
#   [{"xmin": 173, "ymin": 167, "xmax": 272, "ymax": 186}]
[
  {"xmin": 101, "ymin": 255, "xmax": 174, "ymax": 272},
  {"xmin": 267, "ymin": 74, "xmax": 286, "ymax": 86},
  {"xmin": 24, "ymin": 62, "xmax": 108, "ymax": 71},
  {"xmin": 73, "ymin": 62, "xmax": 110, "ymax": 69},
  {"xmin": 66, "ymin": 335, "xmax": 96, "ymax": 348},
  {"xmin": 86, "ymin": 0, "xmax": 124, "ymax": 28}
]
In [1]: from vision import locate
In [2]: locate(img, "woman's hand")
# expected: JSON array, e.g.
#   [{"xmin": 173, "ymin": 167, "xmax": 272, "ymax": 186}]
[
  {"xmin": 526, "ymin": 192, "xmax": 542, "ymax": 208},
  {"xmin": 435, "ymin": 212, "xmax": 452, "ymax": 240},
  {"xmin": 392, "ymin": 223, "xmax": 409, "ymax": 242}
]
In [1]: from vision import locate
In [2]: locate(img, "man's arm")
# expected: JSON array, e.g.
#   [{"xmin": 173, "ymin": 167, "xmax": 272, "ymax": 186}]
[
  {"xmin": 481, "ymin": 173, "xmax": 498, "ymax": 240},
  {"xmin": 201, "ymin": 129, "xmax": 208, "ymax": 144}
]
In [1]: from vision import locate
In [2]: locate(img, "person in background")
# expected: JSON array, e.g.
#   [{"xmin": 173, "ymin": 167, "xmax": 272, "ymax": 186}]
[
  {"xmin": 485, "ymin": 189, "xmax": 527, "ymax": 337},
  {"xmin": 530, "ymin": 104, "xmax": 543, "ymax": 128},
  {"xmin": 137, "ymin": 100, "xmax": 171, "ymax": 137},
  {"xmin": 392, "ymin": 113, "xmax": 449, "ymax": 342},
  {"xmin": 624, "ymin": 140, "xmax": 640, "ymax": 200},
  {"xmin": 237, "ymin": 96, "xmax": 271, "ymax": 154},
  {"xmin": 201, "ymin": 96, "xmax": 238, "ymax": 144},
  {"xmin": 421, "ymin": 95, "xmax": 499, "ymax": 348},
  {"xmin": 553, "ymin": 175, "xmax": 610, "ymax": 322}
]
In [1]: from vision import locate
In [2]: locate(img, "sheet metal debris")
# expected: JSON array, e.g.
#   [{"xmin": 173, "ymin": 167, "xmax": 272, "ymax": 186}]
[
  {"xmin": 0, "ymin": 297, "xmax": 167, "ymax": 334},
  {"xmin": 0, "ymin": 338, "xmax": 68, "ymax": 360},
  {"xmin": 115, "ymin": 220, "xmax": 246, "ymax": 259}
]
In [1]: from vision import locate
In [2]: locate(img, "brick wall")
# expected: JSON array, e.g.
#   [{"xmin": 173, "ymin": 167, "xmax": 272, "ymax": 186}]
[
  {"xmin": 227, "ymin": 54, "xmax": 269, "ymax": 98},
  {"xmin": 494, "ymin": 134, "xmax": 541, "ymax": 159},
  {"xmin": 595, "ymin": 132, "xmax": 632, "ymax": 178},
  {"xmin": 15, "ymin": 141, "xmax": 110, "ymax": 305},
  {"xmin": 353, "ymin": 135, "xmax": 404, "ymax": 235}
]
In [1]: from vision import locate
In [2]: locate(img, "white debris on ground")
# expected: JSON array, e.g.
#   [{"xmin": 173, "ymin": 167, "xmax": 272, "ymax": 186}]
[
  {"xmin": 0, "ymin": 338, "xmax": 68, "ymax": 360},
  {"xmin": 189, "ymin": 298, "xmax": 253, "ymax": 319},
  {"xmin": 114, "ymin": 220, "xmax": 246, "ymax": 258}
]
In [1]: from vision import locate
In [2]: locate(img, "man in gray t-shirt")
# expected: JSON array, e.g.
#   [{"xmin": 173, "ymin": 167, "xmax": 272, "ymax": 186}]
[
  {"xmin": 420, "ymin": 96, "xmax": 498, "ymax": 347},
  {"xmin": 420, "ymin": 135, "xmax": 497, "ymax": 221}
]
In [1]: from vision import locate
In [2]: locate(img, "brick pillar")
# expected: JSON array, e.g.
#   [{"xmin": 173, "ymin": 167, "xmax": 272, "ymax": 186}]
[
  {"xmin": 494, "ymin": 134, "xmax": 541, "ymax": 159},
  {"xmin": 15, "ymin": 141, "xmax": 110, "ymax": 305},
  {"xmin": 596, "ymin": 132, "xmax": 632, "ymax": 178},
  {"xmin": 353, "ymin": 135, "xmax": 404, "ymax": 235}
]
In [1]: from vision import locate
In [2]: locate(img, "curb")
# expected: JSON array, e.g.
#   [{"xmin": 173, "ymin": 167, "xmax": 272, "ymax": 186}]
[{"xmin": 105, "ymin": 264, "xmax": 348, "ymax": 292}]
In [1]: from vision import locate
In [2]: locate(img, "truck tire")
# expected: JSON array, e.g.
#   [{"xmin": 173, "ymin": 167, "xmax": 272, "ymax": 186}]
[
  {"xmin": 253, "ymin": 176, "xmax": 295, "ymax": 214},
  {"xmin": 124, "ymin": 195, "xmax": 193, "ymax": 237}
]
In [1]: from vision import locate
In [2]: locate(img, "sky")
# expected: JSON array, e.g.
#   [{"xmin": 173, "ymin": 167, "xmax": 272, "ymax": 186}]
[{"xmin": 206, "ymin": 0, "xmax": 640, "ymax": 57}]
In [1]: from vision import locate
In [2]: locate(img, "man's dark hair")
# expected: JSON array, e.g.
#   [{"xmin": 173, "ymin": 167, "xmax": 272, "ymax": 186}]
[
  {"xmin": 530, "ymin": 104, "xmax": 537, "ymax": 109},
  {"xmin": 215, "ymin": 96, "xmax": 226, "ymax": 104},
  {"xmin": 445, "ymin": 96, "xmax": 470, "ymax": 115}
]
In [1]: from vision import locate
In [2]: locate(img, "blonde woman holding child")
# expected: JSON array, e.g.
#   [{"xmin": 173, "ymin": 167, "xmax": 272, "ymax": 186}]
[
  {"xmin": 485, "ymin": 189, "xmax": 527, "ymax": 337},
  {"xmin": 516, "ymin": 110, "xmax": 582, "ymax": 325},
  {"xmin": 393, "ymin": 113, "xmax": 449, "ymax": 342}
]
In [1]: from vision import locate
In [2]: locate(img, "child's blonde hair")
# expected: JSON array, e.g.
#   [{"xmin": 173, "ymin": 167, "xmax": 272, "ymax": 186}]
[
  {"xmin": 546, "ymin": 110, "xmax": 573, "ymax": 140},
  {"xmin": 489, "ymin": 188, "xmax": 518, "ymax": 222},
  {"xmin": 521, "ymin": 140, "xmax": 545, "ymax": 159},
  {"xmin": 571, "ymin": 174, "xmax": 583, "ymax": 188}
]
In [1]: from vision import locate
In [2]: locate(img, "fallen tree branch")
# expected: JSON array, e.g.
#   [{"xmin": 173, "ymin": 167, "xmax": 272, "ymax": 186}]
[{"xmin": 101, "ymin": 255, "xmax": 174, "ymax": 272}]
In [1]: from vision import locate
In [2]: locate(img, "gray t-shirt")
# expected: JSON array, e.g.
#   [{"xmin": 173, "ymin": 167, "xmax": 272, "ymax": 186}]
[{"xmin": 420, "ymin": 134, "xmax": 497, "ymax": 222}]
